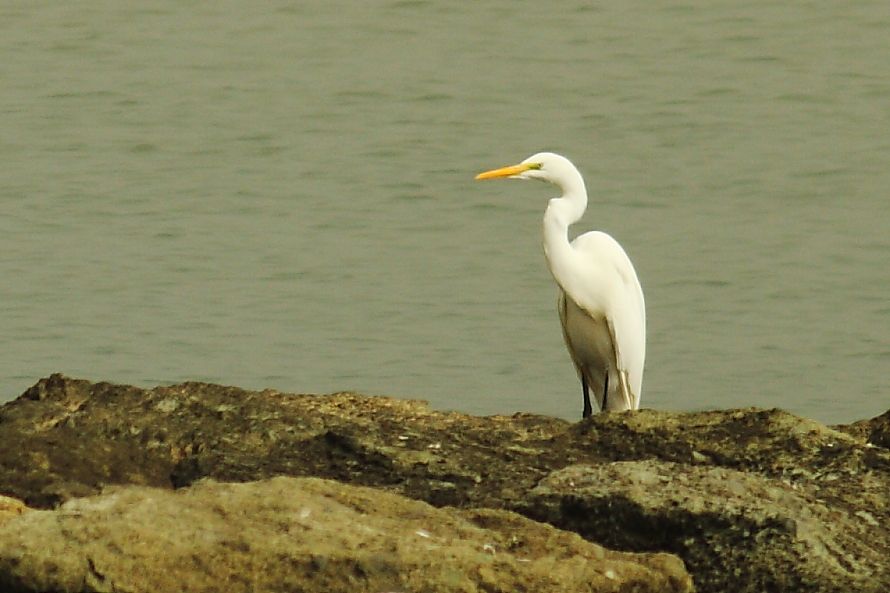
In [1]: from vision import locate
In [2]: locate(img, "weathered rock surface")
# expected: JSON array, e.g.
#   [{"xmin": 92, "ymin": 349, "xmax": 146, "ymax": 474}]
[
  {"xmin": 0, "ymin": 476, "xmax": 690, "ymax": 593},
  {"xmin": 524, "ymin": 461, "xmax": 883, "ymax": 593},
  {"xmin": 0, "ymin": 374, "xmax": 887, "ymax": 592},
  {"xmin": 840, "ymin": 408, "xmax": 890, "ymax": 449},
  {"xmin": 0, "ymin": 496, "xmax": 27, "ymax": 527}
]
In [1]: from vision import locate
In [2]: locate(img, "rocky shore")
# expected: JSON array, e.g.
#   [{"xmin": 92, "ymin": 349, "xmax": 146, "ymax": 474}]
[{"xmin": 0, "ymin": 374, "xmax": 887, "ymax": 592}]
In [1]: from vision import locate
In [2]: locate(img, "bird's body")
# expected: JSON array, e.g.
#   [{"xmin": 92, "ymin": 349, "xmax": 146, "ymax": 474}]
[
  {"xmin": 476, "ymin": 152, "xmax": 645, "ymax": 417},
  {"xmin": 556, "ymin": 230, "xmax": 645, "ymax": 413}
]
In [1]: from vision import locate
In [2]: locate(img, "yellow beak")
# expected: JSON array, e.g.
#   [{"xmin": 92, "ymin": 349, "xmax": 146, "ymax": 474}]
[{"xmin": 475, "ymin": 162, "xmax": 535, "ymax": 181}]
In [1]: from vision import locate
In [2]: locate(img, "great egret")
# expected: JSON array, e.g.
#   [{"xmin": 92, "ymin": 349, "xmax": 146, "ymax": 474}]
[{"xmin": 475, "ymin": 152, "xmax": 645, "ymax": 417}]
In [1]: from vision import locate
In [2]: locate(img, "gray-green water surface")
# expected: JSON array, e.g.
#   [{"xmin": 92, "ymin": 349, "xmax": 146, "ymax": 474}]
[{"xmin": 2, "ymin": 2, "xmax": 889, "ymax": 422}]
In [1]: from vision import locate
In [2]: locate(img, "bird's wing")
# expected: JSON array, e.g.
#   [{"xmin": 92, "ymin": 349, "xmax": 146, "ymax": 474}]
[
  {"xmin": 557, "ymin": 290, "xmax": 583, "ymax": 377},
  {"xmin": 568, "ymin": 231, "xmax": 646, "ymax": 405}
]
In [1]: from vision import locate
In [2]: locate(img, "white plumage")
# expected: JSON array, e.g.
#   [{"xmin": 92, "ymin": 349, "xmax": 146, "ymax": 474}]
[{"xmin": 476, "ymin": 152, "xmax": 646, "ymax": 417}]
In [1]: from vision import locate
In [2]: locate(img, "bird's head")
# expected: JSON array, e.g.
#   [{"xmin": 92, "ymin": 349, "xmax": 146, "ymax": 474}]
[{"xmin": 475, "ymin": 152, "xmax": 580, "ymax": 187}]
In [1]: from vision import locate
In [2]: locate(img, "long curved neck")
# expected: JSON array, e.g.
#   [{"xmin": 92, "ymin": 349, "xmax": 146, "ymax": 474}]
[{"xmin": 542, "ymin": 170, "xmax": 588, "ymax": 289}]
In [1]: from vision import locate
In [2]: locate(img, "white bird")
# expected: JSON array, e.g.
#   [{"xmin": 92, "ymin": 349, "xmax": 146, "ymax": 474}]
[{"xmin": 475, "ymin": 152, "xmax": 645, "ymax": 417}]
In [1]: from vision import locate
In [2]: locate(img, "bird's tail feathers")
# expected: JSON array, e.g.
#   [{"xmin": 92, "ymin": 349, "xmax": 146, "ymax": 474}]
[{"xmin": 618, "ymin": 370, "xmax": 638, "ymax": 410}]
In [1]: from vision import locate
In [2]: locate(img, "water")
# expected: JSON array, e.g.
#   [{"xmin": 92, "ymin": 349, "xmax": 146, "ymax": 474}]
[{"xmin": 2, "ymin": 1, "xmax": 889, "ymax": 423}]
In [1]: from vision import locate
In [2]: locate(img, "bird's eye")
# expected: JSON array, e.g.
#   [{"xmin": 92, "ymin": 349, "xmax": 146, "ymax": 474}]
[{"xmin": 528, "ymin": 163, "xmax": 543, "ymax": 170}]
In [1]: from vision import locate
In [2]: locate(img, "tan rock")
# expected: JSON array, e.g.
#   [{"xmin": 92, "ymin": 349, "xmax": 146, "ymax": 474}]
[
  {"xmin": 0, "ymin": 495, "xmax": 27, "ymax": 525},
  {"xmin": 0, "ymin": 476, "xmax": 691, "ymax": 593}
]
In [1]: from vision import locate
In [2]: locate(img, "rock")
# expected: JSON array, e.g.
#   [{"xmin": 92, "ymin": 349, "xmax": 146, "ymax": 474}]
[
  {"xmin": 0, "ymin": 373, "xmax": 572, "ymax": 509},
  {"xmin": 0, "ymin": 496, "xmax": 28, "ymax": 526},
  {"xmin": 0, "ymin": 374, "xmax": 888, "ymax": 592},
  {"xmin": 838, "ymin": 409, "xmax": 890, "ymax": 450},
  {"xmin": 522, "ymin": 461, "xmax": 885, "ymax": 593},
  {"xmin": 0, "ymin": 476, "xmax": 691, "ymax": 593}
]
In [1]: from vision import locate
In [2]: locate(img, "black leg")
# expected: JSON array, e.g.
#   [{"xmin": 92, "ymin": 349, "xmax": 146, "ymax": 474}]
[
  {"xmin": 582, "ymin": 376, "xmax": 592, "ymax": 418},
  {"xmin": 602, "ymin": 373, "xmax": 609, "ymax": 411}
]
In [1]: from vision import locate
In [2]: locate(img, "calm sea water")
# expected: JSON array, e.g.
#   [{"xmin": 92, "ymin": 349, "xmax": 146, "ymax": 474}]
[{"xmin": 2, "ymin": 2, "xmax": 888, "ymax": 423}]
